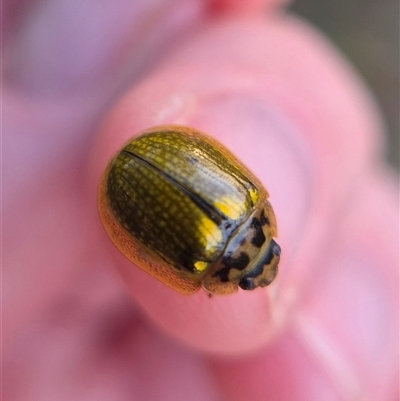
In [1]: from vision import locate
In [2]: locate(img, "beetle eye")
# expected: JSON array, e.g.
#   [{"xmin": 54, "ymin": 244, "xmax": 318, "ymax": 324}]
[
  {"xmin": 238, "ymin": 277, "xmax": 255, "ymax": 291},
  {"xmin": 272, "ymin": 243, "xmax": 281, "ymax": 257}
]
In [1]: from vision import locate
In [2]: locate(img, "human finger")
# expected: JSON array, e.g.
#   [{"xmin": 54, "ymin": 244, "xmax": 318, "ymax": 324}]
[{"xmin": 88, "ymin": 14, "xmax": 385, "ymax": 354}]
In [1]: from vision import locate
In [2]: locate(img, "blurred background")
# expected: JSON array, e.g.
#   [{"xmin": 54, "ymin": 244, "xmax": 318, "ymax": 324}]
[
  {"xmin": 290, "ymin": 0, "xmax": 399, "ymax": 170},
  {"xmin": 5, "ymin": 1, "xmax": 398, "ymax": 169}
]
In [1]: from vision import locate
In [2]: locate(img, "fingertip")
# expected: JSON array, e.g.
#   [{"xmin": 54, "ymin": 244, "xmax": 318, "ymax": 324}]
[
  {"xmin": 119, "ymin": 261, "xmax": 280, "ymax": 354},
  {"xmin": 88, "ymin": 14, "xmax": 387, "ymax": 355},
  {"xmin": 90, "ymin": 113, "xmax": 286, "ymax": 354}
]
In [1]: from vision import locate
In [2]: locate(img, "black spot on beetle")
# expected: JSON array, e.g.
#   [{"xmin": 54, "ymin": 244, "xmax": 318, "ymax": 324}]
[
  {"xmin": 238, "ymin": 239, "xmax": 280, "ymax": 290},
  {"xmin": 260, "ymin": 209, "xmax": 270, "ymax": 226},
  {"xmin": 213, "ymin": 252, "xmax": 250, "ymax": 282},
  {"xmin": 213, "ymin": 270, "xmax": 230, "ymax": 282},
  {"xmin": 223, "ymin": 252, "xmax": 250, "ymax": 270},
  {"xmin": 251, "ymin": 217, "xmax": 266, "ymax": 248},
  {"xmin": 261, "ymin": 245, "xmax": 274, "ymax": 266}
]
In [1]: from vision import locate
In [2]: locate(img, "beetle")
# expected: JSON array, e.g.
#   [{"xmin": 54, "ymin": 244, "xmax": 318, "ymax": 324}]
[{"xmin": 98, "ymin": 125, "xmax": 280, "ymax": 295}]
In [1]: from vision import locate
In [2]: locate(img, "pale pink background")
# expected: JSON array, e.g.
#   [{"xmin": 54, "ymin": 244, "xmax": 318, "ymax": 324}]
[{"xmin": 4, "ymin": 1, "xmax": 399, "ymax": 400}]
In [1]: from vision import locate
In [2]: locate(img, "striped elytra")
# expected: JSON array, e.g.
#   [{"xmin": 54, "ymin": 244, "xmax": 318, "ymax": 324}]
[{"xmin": 98, "ymin": 125, "xmax": 280, "ymax": 295}]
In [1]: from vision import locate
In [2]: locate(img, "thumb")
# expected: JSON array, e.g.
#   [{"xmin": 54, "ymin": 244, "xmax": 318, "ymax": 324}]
[{"xmin": 87, "ymin": 15, "xmax": 383, "ymax": 355}]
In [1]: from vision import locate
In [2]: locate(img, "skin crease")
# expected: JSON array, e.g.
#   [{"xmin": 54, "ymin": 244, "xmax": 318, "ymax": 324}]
[{"xmin": 3, "ymin": 1, "xmax": 398, "ymax": 401}]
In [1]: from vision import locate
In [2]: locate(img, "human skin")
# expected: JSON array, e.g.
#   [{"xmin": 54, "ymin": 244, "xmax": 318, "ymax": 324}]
[{"xmin": 3, "ymin": 1, "xmax": 399, "ymax": 400}]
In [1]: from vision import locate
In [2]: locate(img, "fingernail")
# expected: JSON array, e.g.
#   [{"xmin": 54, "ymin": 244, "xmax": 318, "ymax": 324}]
[{"xmin": 188, "ymin": 93, "xmax": 315, "ymax": 264}]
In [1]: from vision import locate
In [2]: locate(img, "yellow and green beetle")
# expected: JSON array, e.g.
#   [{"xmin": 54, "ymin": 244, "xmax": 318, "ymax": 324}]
[{"xmin": 98, "ymin": 125, "xmax": 280, "ymax": 295}]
